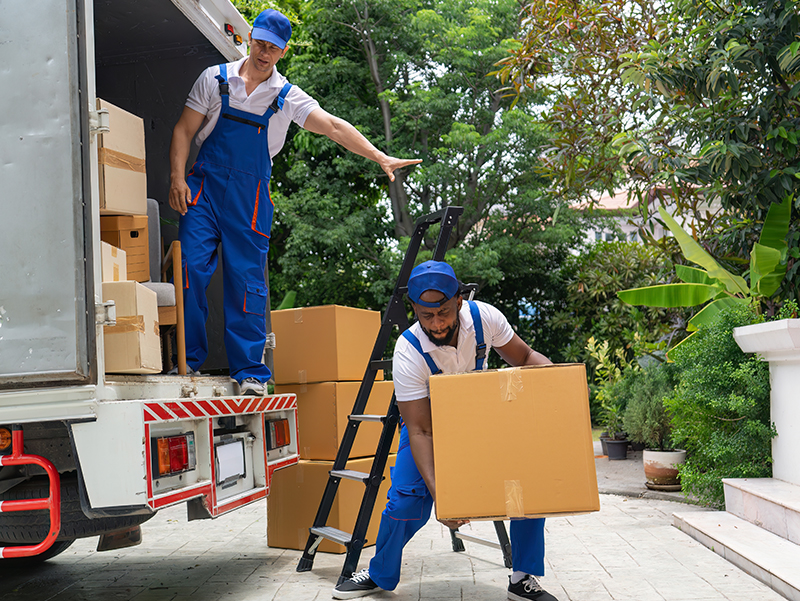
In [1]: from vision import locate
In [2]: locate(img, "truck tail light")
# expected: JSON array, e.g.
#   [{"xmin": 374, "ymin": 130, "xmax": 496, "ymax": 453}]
[
  {"xmin": 152, "ymin": 433, "xmax": 196, "ymax": 477},
  {"xmin": 266, "ymin": 419, "xmax": 290, "ymax": 450}
]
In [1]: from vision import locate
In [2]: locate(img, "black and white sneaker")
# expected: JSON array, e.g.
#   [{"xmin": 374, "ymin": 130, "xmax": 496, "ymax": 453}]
[
  {"xmin": 332, "ymin": 568, "xmax": 380, "ymax": 599},
  {"xmin": 508, "ymin": 574, "xmax": 558, "ymax": 601},
  {"xmin": 239, "ymin": 377, "xmax": 266, "ymax": 396}
]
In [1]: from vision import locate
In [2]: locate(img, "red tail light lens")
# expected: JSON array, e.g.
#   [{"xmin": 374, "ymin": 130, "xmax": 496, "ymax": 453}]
[
  {"xmin": 266, "ymin": 419, "xmax": 290, "ymax": 450},
  {"xmin": 152, "ymin": 433, "xmax": 196, "ymax": 477}
]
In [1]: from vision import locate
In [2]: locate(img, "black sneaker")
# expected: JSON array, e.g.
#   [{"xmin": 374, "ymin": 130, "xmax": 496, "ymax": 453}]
[
  {"xmin": 508, "ymin": 574, "xmax": 558, "ymax": 601},
  {"xmin": 332, "ymin": 568, "xmax": 380, "ymax": 599}
]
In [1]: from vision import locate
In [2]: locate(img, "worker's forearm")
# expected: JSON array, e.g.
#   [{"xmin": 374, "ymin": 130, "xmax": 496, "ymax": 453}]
[
  {"xmin": 524, "ymin": 349, "xmax": 553, "ymax": 366},
  {"xmin": 407, "ymin": 430, "xmax": 437, "ymax": 501},
  {"xmin": 169, "ymin": 127, "xmax": 194, "ymax": 181},
  {"xmin": 326, "ymin": 118, "xmax": 387, "ymax": 164}
]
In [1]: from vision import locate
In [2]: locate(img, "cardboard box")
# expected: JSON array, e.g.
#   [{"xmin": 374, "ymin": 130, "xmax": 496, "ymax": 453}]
[
  {"xmin": 103, "ymin": 281, "xmax": 162, "ymax": 374},
  {"xmin": 100, "ymin": 241, "xmax": 127, "ymax": 282},
  {"xmin": 271, "ymin": 305, "xmax": 383, "ymax": 384},
  {"xmin": 100, "ymin": 215, "xmax": 149, "ymax": 282},
  {"xmin": 274, "ymin": 381, "xmax": 397, "ymax": 460},
  {"xmin": 429, "ymin": 364, "xmax": 599, "ymax": 521},
  {"xmin": 97, "ymin": 99, "xmax": 147, "ymax": 216},
  {"xmin": 267, "ymin": 454, "xmax": 396, "ymax": 553}
]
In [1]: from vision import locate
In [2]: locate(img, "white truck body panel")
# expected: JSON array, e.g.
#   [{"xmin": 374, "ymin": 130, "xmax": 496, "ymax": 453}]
[{"xmin": 0, "ymin": 1, "xmax": 298, "ymax": 543}]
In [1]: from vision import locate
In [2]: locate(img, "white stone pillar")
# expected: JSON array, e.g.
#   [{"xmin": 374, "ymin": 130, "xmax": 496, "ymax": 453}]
[{"xmin": 734, "ymin": 319, "xmax": 800, "ymax": 487}]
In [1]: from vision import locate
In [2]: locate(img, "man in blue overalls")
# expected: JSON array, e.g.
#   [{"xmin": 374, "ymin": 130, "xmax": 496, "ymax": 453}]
[
  {"xmin": 333, "ymin": 261, "xmax": 559, "ymax": 601},
  {"xmin": 168, "ymin": 9, "xmax": 420, "ymax": 394}
]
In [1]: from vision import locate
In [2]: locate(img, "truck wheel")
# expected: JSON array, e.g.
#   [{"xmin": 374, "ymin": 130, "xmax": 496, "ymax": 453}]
[
  {"xmin": 0, "ymin": 539, "xmax": 76, "ymax": 565},
  {"xmin": 0, "ymin": 475, "xmax": 154, "ymax": 544}
]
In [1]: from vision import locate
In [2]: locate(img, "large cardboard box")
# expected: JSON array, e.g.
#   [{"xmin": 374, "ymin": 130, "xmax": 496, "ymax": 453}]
[
  {"xmin": 274, "ymin": 381, "xmax": 397, "ymax": 460},
  {"xmin": 103, "ymin": 281, "xmax": 162, "ymax": 374},
  {"xmin": 97, "ymin": 99, "xmax": 147, "ymax": 216},
  {"xmin": 100, "ymin": 215, "xmax": 149, "ymax": 282},
  {"xmin": 429, "ymin": 364, "xmax": 599, "ymax": 521},
  {"xmin": 267, "ymin": 454, "xmax": 396, "ymax": 554},
  {"xmin": 271, "ymin": 305, "xmax": 383, "ymax": 385},
  {"xmin": 100, "ymin": 241, "xmax": 127, "ymax": 282}
]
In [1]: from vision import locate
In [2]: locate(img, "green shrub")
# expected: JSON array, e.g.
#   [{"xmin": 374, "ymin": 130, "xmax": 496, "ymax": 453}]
[
  {"xmin": 620, "ymin": 363, "xmax": 679, "ymax": 451},
  {"xmin": 666, "ymin": 304, "xmax": 774, "ymax": 508}
]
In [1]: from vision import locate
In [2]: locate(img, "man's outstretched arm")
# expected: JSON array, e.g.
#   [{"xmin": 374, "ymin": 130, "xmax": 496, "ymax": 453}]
[{"xmin": 302, "ymin": 108, "xmax": 421, "ymax": 181}]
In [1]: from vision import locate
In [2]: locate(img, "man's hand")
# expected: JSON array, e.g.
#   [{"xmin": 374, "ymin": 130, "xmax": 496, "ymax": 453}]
[
  {"xmin": 169, "ymin": 178, "xmax": 192, "ymax": 216},
  {"xmin": 379, "ymin": 156, "xmax": 423, "ymax": 182},
  {"xmin": 438, "ymin": 517, "xmax": 470, "ymax": 530}
]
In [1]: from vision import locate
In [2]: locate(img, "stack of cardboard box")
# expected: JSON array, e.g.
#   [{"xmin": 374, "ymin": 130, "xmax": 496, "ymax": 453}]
[
  {"xmin": 97, "ymin": 99, "xmax": 161, "ymax": 374},
  {"xmin": 269, "ymin": 305, "xmax": 397, "ymax": 553}
]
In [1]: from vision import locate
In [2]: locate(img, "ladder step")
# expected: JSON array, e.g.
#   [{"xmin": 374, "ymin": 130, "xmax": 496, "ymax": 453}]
[
  {"xmin": 349, "ymin": 414, "xmax": 386, "ymax": 423},
  {"xmin": 370, "ymin": 359, "xmax": 393, "ymax": 370},
  {"xmin": 330, "ymin": 469, "xmax": 370, "ymax": 483},
  {"xmin": 310, "ymin": 526, "xmax": 352, "ymax": 546},
  {"xmin": 453, "ymin": 531, "xmax": 501, "ymax": 550}
]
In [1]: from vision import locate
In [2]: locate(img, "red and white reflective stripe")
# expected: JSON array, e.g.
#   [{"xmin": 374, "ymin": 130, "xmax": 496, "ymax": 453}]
[{"xmin": 143, "ymin": 395, "xmax": 296, "ymax": 422}]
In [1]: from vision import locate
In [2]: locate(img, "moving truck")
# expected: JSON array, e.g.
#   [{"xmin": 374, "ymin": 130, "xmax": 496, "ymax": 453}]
[{"xmin": 0, "ymin": 0, "xmax": 298, "ymax": 561}]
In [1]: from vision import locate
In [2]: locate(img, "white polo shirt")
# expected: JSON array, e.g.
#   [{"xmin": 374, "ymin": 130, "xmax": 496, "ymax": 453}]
[
  {"xmin": 185, "ymin": 57, "xmax": 320, "ymax": 159},
  {"xmin": 392, "ymin": 300, "xmax": 514, "ymax": 402}
]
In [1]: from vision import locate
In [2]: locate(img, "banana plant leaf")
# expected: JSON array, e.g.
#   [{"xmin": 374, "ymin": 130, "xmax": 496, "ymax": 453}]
[
  {"xmin": 758, "ymin": 194, "xmax": 792, "ymax": 251},
  {"xmin": 686, "ymin": 297, "xmax": 748, "ymax": 331},
  {"xmin": 675, "ymin": 265, "xmax": 715, "ymax": 285},
  {"xmin": 658, "ymin": 207, "xmax": 748, "ymax": 296},
  {"xmin": 618, "ymin": 283, "xmax": 721, "ymax": 308},
  {"xmin": 750, "ymin": 242, "xmax": 782, "ymax": 293}
]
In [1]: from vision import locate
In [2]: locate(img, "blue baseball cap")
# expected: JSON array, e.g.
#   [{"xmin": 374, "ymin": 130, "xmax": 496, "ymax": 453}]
[
  {"xmin": 251, "ymin": 9, "xmax": 292, "ymax": 50},
  {"xmin": 408, "ymin": 261, "xmax": 460, "ymax": 308}
]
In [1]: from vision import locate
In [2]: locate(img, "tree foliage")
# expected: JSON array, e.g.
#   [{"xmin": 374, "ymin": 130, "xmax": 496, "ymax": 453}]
[{"xmin": 263, "ymin": 0, "xmax": 588, "ymax": 325}]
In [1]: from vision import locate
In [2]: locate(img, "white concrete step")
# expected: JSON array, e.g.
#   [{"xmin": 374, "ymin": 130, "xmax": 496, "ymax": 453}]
[
  {"xmin": 724, "ymin": 478, "xmax": 800, "ymax": 544},
  {"xmin": 674, "ymin": 510, "xmax": 800, "ymax": 601}
]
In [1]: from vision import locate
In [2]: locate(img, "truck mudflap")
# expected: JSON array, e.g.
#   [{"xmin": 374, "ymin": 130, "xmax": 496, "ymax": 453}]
[
  {"xmin": 0, "ymin": 427, "xmax": 61, "ymax": 558},
  {"xmin": 142, "ymin": 394, "xmax": 298, "ymax": 517}
]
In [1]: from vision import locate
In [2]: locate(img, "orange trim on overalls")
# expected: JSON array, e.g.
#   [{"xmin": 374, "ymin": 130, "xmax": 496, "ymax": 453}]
[
  {"xmin": 251, "ymin": 180, "xmax": 270, "ymax": 238},
  {"xmin": 188, "ymin": 163, "xmax": 204, "ymax": 206}
]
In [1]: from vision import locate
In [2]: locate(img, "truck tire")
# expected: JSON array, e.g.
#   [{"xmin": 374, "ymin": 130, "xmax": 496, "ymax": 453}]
[
  {"xmin": 0, "ymin": 539, "xmax": 76, "ymax": 565},
  {"xmin": 0, "ymin": 475, "xmax": 154, "ymax": 544}
]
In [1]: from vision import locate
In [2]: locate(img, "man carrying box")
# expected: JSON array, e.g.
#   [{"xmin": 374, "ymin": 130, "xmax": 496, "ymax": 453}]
[
  {"xmin": 169, "ymin": 9, "xmax": 420, "ymax": 394},
  {"xmin": 333, "ymin": 261, "xmax": 558, "ymax": 601}
]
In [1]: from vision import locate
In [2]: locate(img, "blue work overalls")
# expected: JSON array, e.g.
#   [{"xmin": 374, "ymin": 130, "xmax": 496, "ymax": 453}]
[
  {"xmin": 368, "ymin": 301, "xmax": 546, "ymax": 591},
  {"xmin": 179, "ymin": 64, "xmax": 292, "ymax": 382}
]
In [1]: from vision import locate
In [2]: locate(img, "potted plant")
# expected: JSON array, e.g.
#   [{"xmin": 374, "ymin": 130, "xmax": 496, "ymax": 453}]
[
  {"xmin": 622, "ymin": 364, "xmax": 685, "ymax": 489},
  {"xmin": 600, "ymin": 398, "xmax": 629, "ymax": 460}
]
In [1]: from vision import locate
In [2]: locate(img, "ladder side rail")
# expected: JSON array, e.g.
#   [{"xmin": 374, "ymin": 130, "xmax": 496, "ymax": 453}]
[
  {"xmin": 432, "ymin": 206, "xmax": 464, "ymax": 261},
  {"xmin": 340, "ymin": 398, "xmax": 401, "ymax": 583}
]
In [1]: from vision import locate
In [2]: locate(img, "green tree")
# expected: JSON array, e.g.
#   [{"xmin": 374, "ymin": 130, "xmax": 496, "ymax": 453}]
[{"xmin": 267, "ymin": 0, "xmax": 586, "ymax": 317}]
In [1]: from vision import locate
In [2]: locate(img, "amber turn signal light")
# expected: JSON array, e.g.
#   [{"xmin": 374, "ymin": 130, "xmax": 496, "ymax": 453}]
[{"xmin": 0, "ymin": 427, "xmax": 12, "ymax": 452}]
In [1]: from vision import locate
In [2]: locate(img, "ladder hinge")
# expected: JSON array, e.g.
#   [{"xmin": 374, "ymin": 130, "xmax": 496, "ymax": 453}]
[
  {"xmin": 89, "ymin": 106, "xmax": 110, "ymax": 135},
  {"xmin": 95, "ymin": 301, "xmax": 116, "ymax": 326}
]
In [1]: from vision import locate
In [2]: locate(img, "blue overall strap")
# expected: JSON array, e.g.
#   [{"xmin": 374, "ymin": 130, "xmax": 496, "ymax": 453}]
[
  {"xmin": 265, "ymin": 82, "xmax": 293, "ymax": 118},
  {"xmin": 401, "ymin": 330, "xmax": 442, "ymax": 375},
  {"xmin": 467, "ymin": 300, "xmax": 486, "ymax": 371},
  {"xmin": 214, "ymin": 64, "xmax": 230, "ymax": 110}
]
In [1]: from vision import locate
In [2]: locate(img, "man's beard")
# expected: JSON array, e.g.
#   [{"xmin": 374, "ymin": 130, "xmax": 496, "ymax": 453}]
[{"xmin": 421, "ymin": 321, "xmax": 458, "ymax": 347}]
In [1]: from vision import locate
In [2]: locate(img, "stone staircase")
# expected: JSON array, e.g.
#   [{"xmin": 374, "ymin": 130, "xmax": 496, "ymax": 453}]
[{"xmin": 673, "ymin": 478, "xmax": 800, "ymax": 601}]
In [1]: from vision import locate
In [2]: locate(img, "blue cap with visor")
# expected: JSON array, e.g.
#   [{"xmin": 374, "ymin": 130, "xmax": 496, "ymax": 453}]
[
  {"xmin": 407, "ymin": 261, "xmax": 460, "ymax": 308},
  {"xmin": 251, "ymin": 9, "xmax": 292, "ymax": 50}
]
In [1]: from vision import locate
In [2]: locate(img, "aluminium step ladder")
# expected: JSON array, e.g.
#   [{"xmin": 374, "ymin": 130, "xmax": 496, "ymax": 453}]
[{"xmin": 295, "ymin": 206, "xmax": 512, "ymax": 582}]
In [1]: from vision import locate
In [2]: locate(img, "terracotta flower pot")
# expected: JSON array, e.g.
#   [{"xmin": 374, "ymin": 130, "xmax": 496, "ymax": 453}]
[{"xmin": 643, "ymin": 449, "xmax": 686, "ymax": 491}]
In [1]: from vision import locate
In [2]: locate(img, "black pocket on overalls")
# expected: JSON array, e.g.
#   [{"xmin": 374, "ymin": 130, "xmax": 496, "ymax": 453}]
[{"xmin": 243, "ymin": 281, "xmax": 267, "ymax": 316}]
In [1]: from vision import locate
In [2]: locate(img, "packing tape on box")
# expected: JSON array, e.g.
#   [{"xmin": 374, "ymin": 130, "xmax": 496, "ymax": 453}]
[
  {"xmin": 154, "ymin": 321, "xmax": 160, "ymax": 337},
  {"xmin": 294, "ymin": 308, "xmax": 303, "ymax": 323},
  {"xmin": 104, "ymin": 315, "xmax": 145, "ymax": 334},
  {"xmin": 499, "ymin": 367, "xmax": 523, "ymax": 402},
  {"xmin": 504, "ymin": 479, "xmax": 525, "ymax": 517},
  {"xmin": 298, "ymin": 370, "xmax": 307, "ymax": 385},
  {"xmin": 98, "ymin": 147, "xmax": 146, "ymax": 173}
]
